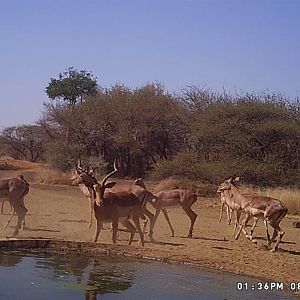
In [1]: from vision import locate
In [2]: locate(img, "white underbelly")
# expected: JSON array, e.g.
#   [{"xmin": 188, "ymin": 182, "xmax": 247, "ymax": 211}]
[{"xmin": 247, "ymin": 207, "xmax": 265, "ymax": 217}]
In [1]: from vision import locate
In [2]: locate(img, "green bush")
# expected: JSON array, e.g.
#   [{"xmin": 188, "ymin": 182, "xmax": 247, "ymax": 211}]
[{"xmin": 45, "ymin": 141, "xmax": 81, "ymax": 172}]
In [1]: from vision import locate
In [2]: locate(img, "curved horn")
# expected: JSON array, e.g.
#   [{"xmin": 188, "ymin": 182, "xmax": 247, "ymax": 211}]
[
  {"xmin": 76, "ymin": 158, "xmax": 85, "ymax": 172},
  {"xmin": 101, "ymin": 159, "xmax": 118, "ymax": 187}
]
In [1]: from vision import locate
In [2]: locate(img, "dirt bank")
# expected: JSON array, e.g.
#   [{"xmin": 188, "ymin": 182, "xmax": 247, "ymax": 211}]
[{"xmin": 0, "ymin": 183, "xmax": 299, "ymax": 290}]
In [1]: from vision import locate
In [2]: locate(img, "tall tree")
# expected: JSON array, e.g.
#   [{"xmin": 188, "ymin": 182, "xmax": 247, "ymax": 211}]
[{"xmin": 45, "ymin": 67, "xmax": 98, "ymax": 106}]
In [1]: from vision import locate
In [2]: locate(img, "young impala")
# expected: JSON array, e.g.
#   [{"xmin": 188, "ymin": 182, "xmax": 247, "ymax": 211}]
[
  {"xmin": 0, "ymin": 174, "xmax": 30, "ymax": 236},
  {"xmin": 134, "ymin": 178, "xmax": 198, "ymax": 239}
]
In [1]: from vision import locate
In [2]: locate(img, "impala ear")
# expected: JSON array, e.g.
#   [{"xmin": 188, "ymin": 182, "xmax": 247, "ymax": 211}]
[
  {"xmin": 230, "ymin": 174, "xmax": 240, "ymax": 182},
  {"xmin": 234, "ymin": 176, "xmax": 240, "ymax": 182},
  {"xmin": 104, "ymin": 182, "xmax": 116, "ymax": 189}
]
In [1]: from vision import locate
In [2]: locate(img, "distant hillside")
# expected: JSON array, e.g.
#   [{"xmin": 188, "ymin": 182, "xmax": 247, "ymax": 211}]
[
  {"xmin": 0, "ymin": 157, "xmax": 70, "ymax": 185},
  {"xmin": 0, "ymin": 156, "xmax": 41, "ymax": 171}
]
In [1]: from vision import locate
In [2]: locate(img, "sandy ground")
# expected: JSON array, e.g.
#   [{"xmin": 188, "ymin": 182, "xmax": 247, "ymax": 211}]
[{"xmin": 0, "ymin": 182, "xmax": 299, "ymax": 289}]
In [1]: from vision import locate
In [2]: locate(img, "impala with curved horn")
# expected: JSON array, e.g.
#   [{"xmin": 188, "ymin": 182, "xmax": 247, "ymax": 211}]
[
  {"xmin": 218, "ymin": 176, "xmax": 288, "ymax": 252},
  {"xmin": 72, "ymin": 160, "xmax": 145, "ymax": 246},
  {"xmin": 71, "ymin": 159, "xmax": 98, "ymax": 228}
]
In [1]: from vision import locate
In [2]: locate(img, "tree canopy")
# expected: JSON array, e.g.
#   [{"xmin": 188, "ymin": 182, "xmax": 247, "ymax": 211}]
[
  {"xmin": 1, "ymin": 78, "xmax": 300, "ymax": 187},
  {"xmin": 45, "ymin": 67, "xmax": 98, "ymax": 106}
]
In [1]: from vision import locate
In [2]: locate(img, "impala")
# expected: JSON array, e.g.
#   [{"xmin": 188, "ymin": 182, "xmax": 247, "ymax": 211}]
[
  {"xmin": 116, "ymin": 181, "xmax": 156, "ymax": 238},
  {"xmin": 217, "ymin": 176, "xmax": 287, "ymax": 252},
  {"xmin": 73, "ymin": 161, "xmax": 155, "ymax": 236},
  {"xmin": 72, "ymin": 161, "xmax": 98, "ymax": 228},
  {"xmin": 134, "ymin": 178, "xmax": 198, "ymax": 239},
  {"xmin": 72, "ymin": 161, "xmax": 145, "ymax": 246},
  {"xmin": 0, "ymin": 174, "xmax": 29, "ymax": 236},
  {"xmin": 217, "ymin": 189, "xmax": 260, "ymax": 238},
  {"xmin": 218, "ymin": 191, "xmax": 233, "ymax": 224}
]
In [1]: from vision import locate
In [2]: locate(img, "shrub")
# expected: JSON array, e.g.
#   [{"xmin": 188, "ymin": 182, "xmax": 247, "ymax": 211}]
[{"xmin": 45, "ymin": 141, "xmax": 81, "ymax": 172}]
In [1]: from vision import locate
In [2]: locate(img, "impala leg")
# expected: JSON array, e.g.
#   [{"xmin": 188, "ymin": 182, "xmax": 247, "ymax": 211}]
[
  {"xmin": 13, "ymin": 208, "xmax": 27, "ymax": 236},
  {"xmin": 267, "ymin": 208, "xmax": 287, "ymax": 252},
  {"xmin": 250, "ymin": 217, "xmax": 259, "ymax": 237},
  {"xmin": 270, "ymin": 228, "xmax": 278, "ymax": 242},
  {"xmin": 1, "ymin": 201, "xmax": 4, "ymax": 214},
  {"xmin": 234, "ymin": 211, "xmax": 250, "ymax": 239},
  {"xmin": 4, "ymin": 209, "xmax": 15, "ymax": 229},
  {"xmin": 137, "ymin": 213, "xmax": 148, "ymax": 243},
  {"xmin": 142, "ymin": 217, "xmax": 148, "ymax": 235},
  {"xmin": 162, "ymin": 208, "xmax": 175, "ymax": 237},
  {"xmin": 142, "ymin": 207, "xmax": 154, "ymax": 235},
  {"xmin": 246, "ymin": 217, "xmax": 259, "ymax": 243},
  {"xmin": 20, "ymin": 215, "xmax": 25, "ymax": 231},
  {"xmin": 233, "ymin": 210, "xmax": 241, "ymax": 237},
  {"xmin": 242, "ymin": 216, "xmax": 252, "ymax": 239},
  {"xmin": 149, "ymin": 208, "xmax": 161, "ymax": 240},
  {"xmin": 132, "ymin": 213, "xmax": 144, "ymax": 247},
  {"xmin": 19, "ymin": 198, "xmax": 26, "ymax": 231},
  {"xmin": 88, "ymin": 197, "xmax": 94, "ymax": 229},
  {"xmin": 120, "ymin": 218, "xmax": 136, "ymax": 245},
  {"xmin": 9, "ymin": 198, "xmax": 27, "ymax": 237},
  {"xmin": 182, "ymin": 205, "xmax": 197, "ymax": 238},
  {"xmin": 262, "ymin": 219, "xmax": 271, "ymax": 245},
  {"xmin": 112, "ymin": 220, "xmax": 118, "ymax": 244},
  {"xmin": 235, "ymin": 214, "xmax": 250, "ymax": 240},
  {"xmin": 93, "ymin": 220, "xmax": 103, "ymax": 242},
  {"xmin": 269, "ymin": 222, "xmax": 285, "ymax": 252},
  {"xmin": 227, "ymin": 206, "xmax": 232, "ymax": 225},
  {"xmin": 218, "ymin": 202, "xmax": 224, "ymax": 223}
]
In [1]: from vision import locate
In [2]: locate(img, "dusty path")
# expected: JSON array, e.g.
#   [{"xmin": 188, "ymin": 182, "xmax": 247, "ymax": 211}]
[{"xmin": 0, "ymin": 183, "xmax": 299, "ymax": 289}]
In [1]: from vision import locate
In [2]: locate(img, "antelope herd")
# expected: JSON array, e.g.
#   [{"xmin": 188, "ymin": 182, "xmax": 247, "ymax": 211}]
[{"xmin": 0, "ymin": 162, "xmax": 290, "ymax": 252}]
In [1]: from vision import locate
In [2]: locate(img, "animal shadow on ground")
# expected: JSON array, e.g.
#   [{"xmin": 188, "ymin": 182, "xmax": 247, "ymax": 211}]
[
  {"xmin": 59, "ymin": 219, "xmax": 87, "ymax": 223},
  {"xmin": 258, "ymin": 244, "xmax": 300, "ymax": 256},
  {"xmin": 1, "ymin": 213, "xmax": 34, "ymax": 216},
  {"xmin": 117, "ymin": 232, "xmax": 184, "ymax": 246},
  {"xmin": 279, "ymin": 248, "xmax": 300, "ymax": 256},
  {"xmin": 254, "ymin": 235, "xmax": 296, "ymax": 245},
  {"xmin": 189, "ymin": 235, "xmax": 229, "ymax": 242},
  {"xmin": 19, "ymin": 227, "xmax": 60, "ymax": 233},
  {"xmin": 148, "ymin": 239, "xmax": 184, "ymax": 246},
  {"xmin": 212, "ymin": 246, "xmax": 233, "ymax": 251}
]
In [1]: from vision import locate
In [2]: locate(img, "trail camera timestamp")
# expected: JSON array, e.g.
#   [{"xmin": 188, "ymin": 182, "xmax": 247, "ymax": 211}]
[{"xmin": 237, "ymin": 281, "xmax": 300, "ymax": 292}]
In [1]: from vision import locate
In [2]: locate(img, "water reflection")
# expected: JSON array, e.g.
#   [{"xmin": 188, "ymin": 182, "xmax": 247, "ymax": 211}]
[
  {"xmin": 35, "ymin": 254, "xmax": 89, "ymax": 284},
  {"xmin": 35, "ymin": 255, "xmax": 134, "ymax": 298},
  {"xmin": 0, "ymin": 251, "xmax": 297, "ymax": 300},
  {"xmin": 0, "ymin": 252, "xmax": 22, "ymax": 267},
  {"xmin": 84, "ymin": 259, "xmax": 133, "ymax": 299}
]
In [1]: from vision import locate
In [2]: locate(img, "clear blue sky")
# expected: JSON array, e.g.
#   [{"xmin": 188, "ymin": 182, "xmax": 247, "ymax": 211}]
[{"xmin": 0, "ymin": 0, "xmax": 299, "ymax": 130}]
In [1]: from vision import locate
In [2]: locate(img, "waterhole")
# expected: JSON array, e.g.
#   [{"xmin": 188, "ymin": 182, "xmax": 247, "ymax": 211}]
[{"xmin": 0, "ymin": 251, "xmax": 296, "ymax": 299}]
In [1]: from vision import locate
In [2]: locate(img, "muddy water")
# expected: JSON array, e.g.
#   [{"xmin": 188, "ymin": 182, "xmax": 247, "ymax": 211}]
[{"xmin": 0, "ymin": 251, "xmax": 297, "ymax": 300}]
